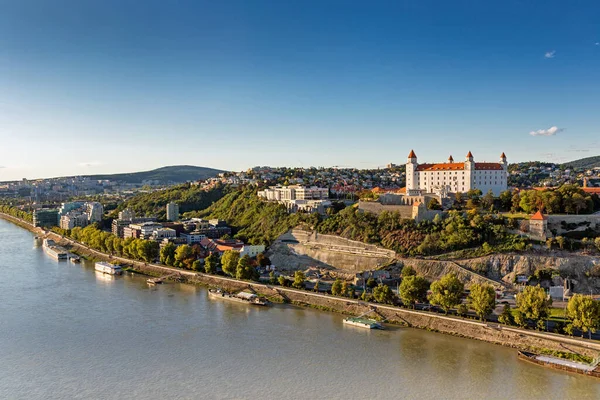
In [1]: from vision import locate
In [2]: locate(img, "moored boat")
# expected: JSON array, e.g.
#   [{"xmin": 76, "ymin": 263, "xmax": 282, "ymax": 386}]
[
  {"xmin": 343, "ymin": 317, "xmax": 383, "ymax": 329},
  {"xmin": 95, "ymin": 261, "xmax": 122, "ymax": 275},
  {"xmin": 517, "ymin": 351, "xmax": 600, "ymax": 378},
  {"xmin": 208, "ymin": 288, "xmax": 268, "ymax": 306}
]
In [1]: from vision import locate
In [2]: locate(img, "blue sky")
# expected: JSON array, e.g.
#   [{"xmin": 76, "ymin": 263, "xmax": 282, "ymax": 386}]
[{"xmin": 1, "ymin": 0, "xmax": 599, "ymax": 180}]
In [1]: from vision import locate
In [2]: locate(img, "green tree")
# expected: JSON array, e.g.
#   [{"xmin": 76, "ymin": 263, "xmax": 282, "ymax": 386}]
[
  {"xmin": 221, "ymin": 250, "xmax": 240, "ymax": 277},
  {"xmin": 192, "ymin": 260, "xmax": 202, "ymax": 271},
  {"xmin": 331, "ymin": 278, "xmax": 344, "ymax": 296},
  {"xmin": 204, "ymin": 253, "xmax": 219, "ymax": 274},
  {"xmin": 428, "ymin": 198, "xmax": 442, "ymax": 210},
  {"xmin": 174, "ymin": 244, "xmax": 194, "ymax": 269},
  {"xmin": 468, "ymin": 283, "xmax": 496, "ymax": 321},
  {"xmin": 457, "ymin": 303, "xmax": 469, "ymax": 317},
  {"xmin": 292, "ymin": 270, "xmax": 306, "ymax": 289},
  {"xmin": 366, "ymin": 277, "xmax": 377, "ymax": 289},
  {"xmin": 401, "ymin": 265, "xmax": 416, "ymax": 277},
  {"xmin": 481, "ymin": 190, "xmax": 495, "ymax": 210},
  {"xmin": 428, "ymin": 273, "xmax": 464, "ymax": 314},
  {"xmin": 372, "ymin": 284, "xmax": 395, "ymax": 304},
  {"xmin": 269, "ymin": 271, "xmax": 277, "ymax": 285},
  {"xmin": 513, "ymin": 310, "xmax": 527, "ymax": 328},
  {"xmin": 567, "ymin": 294, "xmax": 600, "ymax": 339},
  {"xmin": 399, "ymin": 275, "xmax": 429, "ymax": 308},
  {"xmin": 313, "ymin": 280, "xmax": 320, "ymax": 292},
  {"xmin": 516, "ymin": 285, "xmax": 551, "ymax": 329},
  {"xmin": 160, "ymin": 242, "xmax": 176, "ymax": 265},
  {"xmin": 235, "ymin": 255, "xmax": 257, "ymax": 280},
  {"xmin": 256, "ymin": 253, "xmax": 271, "ymax": 268},
  {"xmin": 498, "ymin": 304, "xmax": 514, "ymax": 325},
  {"xmin": 278, "ymin": 275, "xmax": 288, "ymax": 286}
]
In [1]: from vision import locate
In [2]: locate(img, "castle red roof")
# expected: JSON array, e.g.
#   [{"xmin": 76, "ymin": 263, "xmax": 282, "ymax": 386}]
[
  {"xmin": 467, "ymin": 151, "xmax": 473, "ymax": 158},
  {"xmin": 474, "ymin": 163, "xmax": 503, "ymax": 170},
  {"xmin": 501, "ymin": 152, "xmax": 506, "ymax": 158},
  {"xmin": 416, "ymin": 163, "xmax": 465, "ymax": 171},
  {"xmin": 530, "ymin": 210, "xmax": 547, "ymax": 221},
  {"xmin": 408, "ymin": 150, "xmax": 417, "ymax": 158},
  {"xmin": 415, "ymin": 162, "xmax": 503, "ymax": 171}
]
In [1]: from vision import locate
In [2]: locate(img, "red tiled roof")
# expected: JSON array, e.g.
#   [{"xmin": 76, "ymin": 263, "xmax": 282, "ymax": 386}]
[
  {"xmin": 416, "ymin": 163, "xmax": 465, "ymax": 171},
  {"xmin": 583, "ymin": 187, "xmax": 600, "ymax": 194},
  {"xmin": 408, "ymin": 150, "xmax": 417, "ymax": 158},
  {"xmin": 530, "ymin": 210, "xmax": 547, "ymax": 220},
  {"xmin": 501, "ymin": 152, "xmax": 506, "ymax": 158},
  {"xmin": 467, "ymin": 151, "xmax": 473, "ymax": 158},
  {"xmin": 474, "ymin": 163, "xmax": 503, "ymax": 170}
]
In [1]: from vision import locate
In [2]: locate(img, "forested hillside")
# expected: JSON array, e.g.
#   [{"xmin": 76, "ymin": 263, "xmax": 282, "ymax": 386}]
[
  {"xmin": 563, "ymin": 156, "xmax": 600, "ymax": 170},
  {"xmin": 187, "ymin": 188, "xmax": 318, "ymax": 245},
  {"xmin": 113, "ymin": 184, "xmax": 227, "ymax": 220},
  {"xmin": 88, "ymin": 165, "xmax": 225, "ymax": 184}
]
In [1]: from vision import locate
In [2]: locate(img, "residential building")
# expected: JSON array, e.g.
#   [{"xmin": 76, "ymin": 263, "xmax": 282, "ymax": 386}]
[
  {"xmin": 59, "ymin": 201, "xmax": 85, "ymax": 216},
  {"xmin": 200, "ymin": 238, "xmax": 265, "ymax": 257},
  {"xmin": 86, "ymin": 202, "xmax": 104, "ymax": 223},
  {"xmin": 405, "ymin": 150, "xmax": 508, "ymax": 196},
  {"xmin": 60, "ymin": 212, "xmax": 89, "ymax": 230},
  {"xmin": 33, "ymin": 209, "xmax": 59, "ymax": 227},
  {"xmin": 118, "ymin": 208, "xmax": 135, "ymax": 221},
  {"xmin": 180, "ymin": 231, "xmax": 207, "ymax": 245},
  {"xmin": 240, "ymin": 244, "xmax": 266, "ymax": 258},
  {"xmin": 152, "ymin": 228, "xmax": 177, "ymax": 240},
  {"xmin": 112, "ymin": 219, "xmax": 132, "ymax": 238},
  {"xmin": 166, "ymin": 202, "xmax": 179, "ymax": 221},
  {"xmin": 129, "ymin": 222, "xmax": 163, "ymax": 239},
  {"xmin": 258, "ymin": 185, "xmax": 329, "ymax": 201}
]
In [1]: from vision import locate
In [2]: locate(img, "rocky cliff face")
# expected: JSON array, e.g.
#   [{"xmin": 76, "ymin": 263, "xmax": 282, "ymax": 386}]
[
  {"xmin": 267, "ymin": 229, "xmax": 600, "ymax": 292},
  {"xmin": 458, "ymin": 253, "xmax": 600, "ymax": 292}
]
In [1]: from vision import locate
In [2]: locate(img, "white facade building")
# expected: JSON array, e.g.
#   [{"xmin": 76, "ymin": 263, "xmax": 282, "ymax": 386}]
[
  {"xmin": 60, "ymin": 212, "xmax": 89, "ymax": 230},
  {"xmin": 405, "ymin": 150, "xmax": 508, "ymax": 196},
  {"xmin": 166, "ymin": 202, "xmax": 179, "ymax": 221},
  {"xmin": 86, "ymin": 202, "xmax": 104, "ymax": 223},
  {"xmin": 240, "ymin": 244, "xmax": 266, "ymax": 258},
  {"xmin": 152, "ymin": 228, "xmax": 177, "ymax": 240},
  {"xmin": 258, "ymin": 185, "xmax": 328, "ymax": 201}
]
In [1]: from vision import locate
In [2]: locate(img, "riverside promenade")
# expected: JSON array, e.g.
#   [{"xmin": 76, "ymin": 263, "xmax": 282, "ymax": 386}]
[{"xmin": 2, "ymin": 211, "xmax": 600, "ymax": 360}]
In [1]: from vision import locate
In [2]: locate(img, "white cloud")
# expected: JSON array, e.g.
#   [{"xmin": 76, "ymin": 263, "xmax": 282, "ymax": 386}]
[
  {"xmin": 529, "ymin": 126, "xmax": 563, "ymax": 136},
  {"xmin": 596, "ymin": 42, "xmax": 600, "ymax": 46},
  {"xmin": 544, "ymin": 50, "xmax": 556, "ymax": 58}
]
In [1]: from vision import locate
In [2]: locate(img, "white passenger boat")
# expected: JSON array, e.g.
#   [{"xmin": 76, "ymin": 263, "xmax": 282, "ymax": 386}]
[
  {"xmin": 208, "ymin": 289, "xmax": 267, "ymax": 306},
  {"xmin": 95, "ymin": 261, "xmax": 122, "ymax": 275}
]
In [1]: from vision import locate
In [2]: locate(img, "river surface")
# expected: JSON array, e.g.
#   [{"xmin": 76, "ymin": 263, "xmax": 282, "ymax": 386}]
[{"xmin": 1, "ymin": 219, "xmax": 600, "ymax": 399}]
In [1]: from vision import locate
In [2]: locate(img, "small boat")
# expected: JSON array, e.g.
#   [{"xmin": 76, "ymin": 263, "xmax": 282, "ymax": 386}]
[
  {"xmin": 147, "ymin": 278, "xmax": 162, "ymax": 285},
  {"xmin": 343, "ymin": 317, "xmax": 383, "ymax": 329},
  {"xmin": 208, "ymin": 288, "xmax": 268, "ymax": 306},
  {"xmin": 69, "ymin": 255, "xmax": 81, "ymax": 263},
  {"xmin": 517, "ymin": 351, "xmax": 600, "ymax": 378}
]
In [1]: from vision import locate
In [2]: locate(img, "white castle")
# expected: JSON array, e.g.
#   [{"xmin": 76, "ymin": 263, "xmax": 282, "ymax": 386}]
[{"xmin": 405, "ymin": 150, "xmax": 508, "ymax": 196}]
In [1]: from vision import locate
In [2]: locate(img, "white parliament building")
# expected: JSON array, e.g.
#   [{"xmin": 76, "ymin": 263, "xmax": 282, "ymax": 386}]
[{"xmin": 405, "ymin": 150, "xmax": 508, "ymax": 196}]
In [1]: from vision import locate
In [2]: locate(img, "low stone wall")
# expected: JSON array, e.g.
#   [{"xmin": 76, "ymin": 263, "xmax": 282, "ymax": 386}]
[{"xmin": 358, "ymin": 201, "xmax": 414, "ymax": 218}]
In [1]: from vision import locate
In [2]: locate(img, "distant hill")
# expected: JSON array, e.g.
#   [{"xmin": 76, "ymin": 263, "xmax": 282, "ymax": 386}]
[
  {"xmin": 86, "ymin": 165, "xmax": 226, "ymax": 184},
  {"xmin": 563, "ymin": 155, "xmax": 600, "ymax": 170}
]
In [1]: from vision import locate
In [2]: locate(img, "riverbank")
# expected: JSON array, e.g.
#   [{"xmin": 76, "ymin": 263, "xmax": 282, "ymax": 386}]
[{"xmin": 2, "ymin": 212, "xmax": 600, "ymax": 363}]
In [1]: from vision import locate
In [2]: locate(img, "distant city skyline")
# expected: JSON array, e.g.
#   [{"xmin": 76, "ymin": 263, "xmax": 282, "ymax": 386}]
[{"xmin": 1, "ymin": 0, "xmax": 599, "ymax": 181}]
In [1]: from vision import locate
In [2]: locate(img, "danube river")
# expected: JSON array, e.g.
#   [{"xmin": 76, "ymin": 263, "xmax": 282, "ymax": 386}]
[{"xmin": 1, "ymin": 219, "xmax": 599, "ymax": 399}]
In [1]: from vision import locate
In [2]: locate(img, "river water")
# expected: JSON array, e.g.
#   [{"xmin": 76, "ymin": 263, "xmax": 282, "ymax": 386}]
[{"xmin": 1, "ymin": 219, "xmax": 599, "ymax": 399}]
